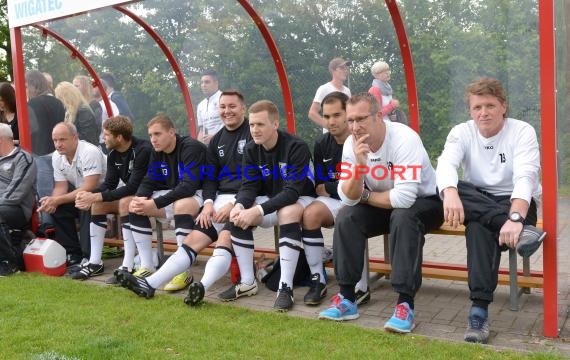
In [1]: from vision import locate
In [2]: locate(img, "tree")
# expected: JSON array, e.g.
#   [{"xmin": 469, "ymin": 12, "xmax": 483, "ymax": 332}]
[{"xmin": 0, "ymin": 0, "xmax": 11, "ymax": 81}]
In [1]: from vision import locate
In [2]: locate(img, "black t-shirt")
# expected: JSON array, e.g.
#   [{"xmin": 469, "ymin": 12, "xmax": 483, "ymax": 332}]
[{"xmin": 313, "ymin": 132, "xmax": 344, "ymax": 200}]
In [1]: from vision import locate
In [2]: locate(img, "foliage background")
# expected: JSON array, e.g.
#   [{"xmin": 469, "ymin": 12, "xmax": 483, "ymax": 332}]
[{"xmin": 0, "ymin": 0, "xmax": 568, "ymax": 185}]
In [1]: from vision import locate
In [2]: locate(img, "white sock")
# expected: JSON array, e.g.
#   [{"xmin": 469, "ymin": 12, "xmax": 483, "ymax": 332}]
[
  {"xmin": 130, "ymin": 224, "xmax": 155, "ymax": 270},
  {"xmin": 146, "ymin": 247, "xmax": 194, "ymax": 289},
  {"xmin": 231, "ymin": 236, "xmax": 255, "ymax": 285},
  {"xmin": 302, "ymin": 232, "xmax": 325, "ymax": 284},
  {"xmin": 88, "ymin": 215, "xmax": 107, "ymax": 265},
  {"xmin": 121, "ymin": 220, "xmax": 136, "ymax": 271},
  {"xmin": 200, "ymin": 247, "xmax": 232, "ymax": 290},
  {"xmin": 278, "ymin": 242, "xmax": 300, "ymax": 289}
]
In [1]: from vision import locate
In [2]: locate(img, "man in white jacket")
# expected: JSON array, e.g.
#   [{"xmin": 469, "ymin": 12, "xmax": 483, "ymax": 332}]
[{"xmin": 435, "ymin": 77, "xmax": 545, "ymax": 344}]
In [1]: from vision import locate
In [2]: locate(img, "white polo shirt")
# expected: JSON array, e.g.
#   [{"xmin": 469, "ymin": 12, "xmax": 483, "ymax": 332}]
[
  {"xmin": 197, "ymin": 90, "xmax": 223, "ymax": 136},
  {"xmin": 52, "ymin": 140, "xmax": 107, "ymax": 188}
]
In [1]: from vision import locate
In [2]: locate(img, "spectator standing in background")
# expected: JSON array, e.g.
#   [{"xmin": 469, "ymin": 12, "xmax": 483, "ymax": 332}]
[
  {"xmin": 55, "ymin": 81, "xmax": 100, "ymax": 146},
  {"xmin": 368, "ymin": 60, "xmax": 400, "ymax": 122},
  {"xmin": 25, "ymin": 70, "xmax": 66, "ymax": 205},
  {"xmin": 0, "ymin": 82, "xmax": 19, "ymax": 144},
  {"xmin": 196, "ymin": 69, "xmax": 223, "ymax": 144},
  {"xmin": 100, "ymin": 73, "xmax": 135, "ymax": 122},
  {"xmin": 308, "ymin": 57, "xmax": 352, "ymax": 131}
]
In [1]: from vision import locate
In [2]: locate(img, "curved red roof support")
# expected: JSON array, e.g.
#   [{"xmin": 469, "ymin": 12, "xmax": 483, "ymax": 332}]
[
  {"xmin": 385, "ymin": 0, "xmax": 419, "ymax": 132},
  {"xmin": 237, "ymin": 0, "xmax": 295, "ymax": 134},
  {"xmin": 32, "ymin": 25, "xmax": 114, "ymax": 121},
  {"xmin": 114, "ymin": 5, "xmax": 196, "ymax": 137},
  {"xmin": 538, "ymin": 0, "xmax": 558, "ymax": 338}
]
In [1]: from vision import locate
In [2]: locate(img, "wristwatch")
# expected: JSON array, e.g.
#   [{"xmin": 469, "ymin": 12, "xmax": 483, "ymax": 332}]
[
  {"xmin": 360, "ymin": 189, "xmax": 371, "ymax": 203},
  {"xmin": 509, "ymin": 212, "xmax": 525, "ymax": 223}
]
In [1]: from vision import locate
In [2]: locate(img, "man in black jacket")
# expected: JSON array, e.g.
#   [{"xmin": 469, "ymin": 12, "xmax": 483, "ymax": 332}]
[
  {"xmin": 222, "ymin": 100, "xmax": 315, "ymax": 312},
  {"xmin": 121, "ymin": 115, "xmax": 206, "ymax": 292},
  {"xmin": 73, "ymin": 116, "xmax": 151, "ymax": 280}
]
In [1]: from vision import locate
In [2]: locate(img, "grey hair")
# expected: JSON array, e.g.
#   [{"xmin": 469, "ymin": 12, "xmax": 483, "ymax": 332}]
[{"xmin": 0, "ymin": 123, "xmax": 14, "ymax": 139}]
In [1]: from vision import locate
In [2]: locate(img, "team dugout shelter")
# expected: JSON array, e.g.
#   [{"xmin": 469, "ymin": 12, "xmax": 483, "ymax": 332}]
[{"xmin": 7, "ymin": 0, "xmax": 561, "ymax": 337}]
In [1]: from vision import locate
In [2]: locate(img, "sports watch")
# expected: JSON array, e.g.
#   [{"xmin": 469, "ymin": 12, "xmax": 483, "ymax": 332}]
[
  {"xmin": 360, "ymin": 189, "xmax": 371, "ymax": 203},
  {"xmin": 508, "ymin": 212, "xmax": 525, "ymax": 223}
]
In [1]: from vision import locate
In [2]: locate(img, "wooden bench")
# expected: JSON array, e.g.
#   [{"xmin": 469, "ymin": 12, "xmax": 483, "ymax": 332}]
[
  {"xmin": 104, "ymin": 219, "xmax": 543, "ymax": 311},
  {"xmin": 374, "ymin": 220, "xmax": 544, "ymax": 311}
]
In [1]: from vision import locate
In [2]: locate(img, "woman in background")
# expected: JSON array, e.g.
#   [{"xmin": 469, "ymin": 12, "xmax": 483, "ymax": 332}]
[
  {"xmin": 55, "ymin": 81, "xmax": 100, "ymax": 146},
  {"xmin": 0, "ymin": 83, "xmax": 19, "ymax": 144}
]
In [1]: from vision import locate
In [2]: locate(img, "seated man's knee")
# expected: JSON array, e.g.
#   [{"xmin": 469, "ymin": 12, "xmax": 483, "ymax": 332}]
[
  {"xmin": 216, "ymin": 230, "xmax": 232, "ymax": 248},
  {"xmin": 173, "ymin": 197, "xmax": 200, "ymax": 216},
  {"xmin": 118, "ymin": 197, "xmax": 133, "ymax": 215},
  {"xmin": 390, "ymin": 208, "xmax": 415, "ymax": 227},
  {"xmin": 277, "ymin": 203, "xmax": 303, "ymax": 223}
]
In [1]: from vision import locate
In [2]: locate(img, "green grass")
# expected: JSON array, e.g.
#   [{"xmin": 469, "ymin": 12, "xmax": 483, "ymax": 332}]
[{"xmin": 0, "ymin": 273, "xmax": 562, "ymax": 360}]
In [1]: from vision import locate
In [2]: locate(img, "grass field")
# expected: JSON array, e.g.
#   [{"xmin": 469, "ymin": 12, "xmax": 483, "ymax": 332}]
[{"xmin": 0, "ymin": 273, "xmax": 562, "ymax": 360}]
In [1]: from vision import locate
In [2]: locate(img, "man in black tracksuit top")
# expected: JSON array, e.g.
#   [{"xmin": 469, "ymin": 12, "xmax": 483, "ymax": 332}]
[
  {"xmin": 118, "ymin": 91, "xmax": 253, "ymax": 301},
  {"xmin": 226, "ymin": 100, "xmax": 315, "ymax": 312},
  {"xmin": 119, "ymin": 115, "xmax": 206, "ymax": 292},
  {"xmin": 73, "ymin": 116, "xmax": 152, "ymax": 281}
]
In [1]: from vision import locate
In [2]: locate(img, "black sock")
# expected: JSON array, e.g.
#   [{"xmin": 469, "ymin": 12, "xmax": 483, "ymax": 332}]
[
  {"xmin": 340, "ymin": 285, "xmax": 356, "ymax": 303},
  {"xmin": 472, "ymin": 299, "xmax": 489, "ymax": 311},
  {"xmin": 397, "ymin": 293, "xmax": 414, "ymax": 309}
]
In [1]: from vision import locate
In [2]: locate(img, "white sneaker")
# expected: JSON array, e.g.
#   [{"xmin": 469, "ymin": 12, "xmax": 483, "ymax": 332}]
[{"xmin": 218, "ymin": 281, "xmax": 258, "ymax": 301}]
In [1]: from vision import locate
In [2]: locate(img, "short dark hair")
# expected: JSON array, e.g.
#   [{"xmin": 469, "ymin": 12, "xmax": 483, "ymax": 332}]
[
  {"xmin": 347, "ymin": 92, "xmax": 380, "ymax": 114},
  {"xmin": 100, "ymin": 73, "xmax": 117, "ymax": 89},
  {"xmin": 103, "ymin": 115, "xmax": 133, "ymax": 141},
  {"xmin": 201, "ymin": 69, "xmax": 218, "ymax": 81},
  {"xmin": 147, "ymin": 114, "xmax": 175, "ymax": 130},
  {"xmin": 321, "ymin": 91, "xmax": 349, "ymax": 111},
  {"xmin": 220, "ymin": 89, "xmax": 245, "ymax": 104},
  {"xmin": 25, "ymin": 70, "xmax": 50, "ymax": 98}
]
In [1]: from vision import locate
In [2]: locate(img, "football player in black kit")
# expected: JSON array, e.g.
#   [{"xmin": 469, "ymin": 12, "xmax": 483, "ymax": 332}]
[
  {"xmin": 301, "ymin": 91, "xmax": 358, "ymax": 306},
  {"xmin": 73, "ymin": 116, "xmax": 151, "ymax": 280},
  {"xmin": 116, "ymin": 115, "xmax": 206, "ymax": 292},
  {"xmin": 117, "ymin": 91, "xmax": 252, "ymax": 300},
  {"xmin": 225, "ymin": 100, "xmax": 316, "ymax": 312}
]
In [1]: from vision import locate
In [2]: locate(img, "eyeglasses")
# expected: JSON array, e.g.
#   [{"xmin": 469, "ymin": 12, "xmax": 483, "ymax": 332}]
[{"xmin": 347, "ymin": 114, "xmax": 374, "ymax": 125}]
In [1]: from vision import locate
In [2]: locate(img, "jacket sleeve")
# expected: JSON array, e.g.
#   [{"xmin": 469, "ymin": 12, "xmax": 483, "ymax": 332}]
[
  {"xmin": 260, "ymin": 141, "xmax": 311, "ymax": 215},
  {"xmin": 0, "ymin": 152, "xmax": 37, "ymax": 206},
  {"xmin": 202, "ymin": 139, "xmax": 220, "ymax": 201},
  {"xmin": 235, "ymin": 144, "xmax": 261, "ymax": 208}
]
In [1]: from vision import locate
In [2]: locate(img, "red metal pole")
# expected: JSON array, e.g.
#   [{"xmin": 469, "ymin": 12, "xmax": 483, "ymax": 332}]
[
  {"xmin": 10, "ymin": 27, "xmax": 31, "ymax": 152},
  {"xmin": 385, "ymin": 0, "xmax": 419, "ymax": 133},
  {"xmin": 32, "ymin": 25, "xmax": 113, "ymax": 119},
  {"xmin": 538, "ymin": 0, "xmax": 558, "ymax": 338},
  {"xmin": 237, "ymin": 0, "xmax": 296, "ymax": 134},
  {"xmin": 114, "ymin": 5, "xmax": 196, "ymax": 137}
]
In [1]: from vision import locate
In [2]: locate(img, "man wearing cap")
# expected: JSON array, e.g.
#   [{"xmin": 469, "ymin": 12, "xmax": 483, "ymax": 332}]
[{"xmin": 308, "ymin": 57, "xmax": 352, "ymax": 130}]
